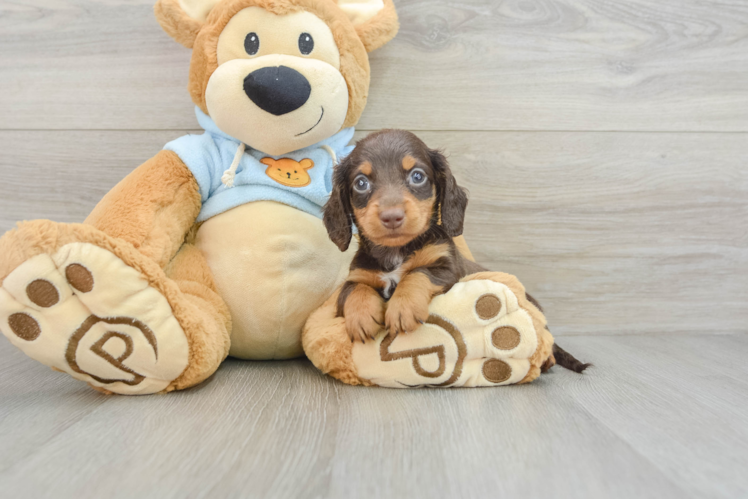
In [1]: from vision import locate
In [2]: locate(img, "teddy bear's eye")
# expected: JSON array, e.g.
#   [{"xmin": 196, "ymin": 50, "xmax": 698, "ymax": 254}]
[
  {"xmin": 298, "ymin": 33, "xmax": 314, "ymax": 55},
  {"xmin": 244, "ymin": 32, "xmax": 260, "ymax": 56}
]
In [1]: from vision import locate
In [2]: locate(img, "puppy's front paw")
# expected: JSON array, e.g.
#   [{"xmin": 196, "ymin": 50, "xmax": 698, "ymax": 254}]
[
  {"xmin": 346, "ymin": 314, "xmax": 383, "ymax": 344},
  {"xmin": 344, "ymin": 286, "xmax": 385, "ymax": 343},
  {"xmin": 385, "ymin": 294, "xmax": 430, "ymax": 335}
]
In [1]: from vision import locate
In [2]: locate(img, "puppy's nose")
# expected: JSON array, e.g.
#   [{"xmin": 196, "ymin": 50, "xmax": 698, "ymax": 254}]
[
  {"xmin": 244, "ymin": 66, "xmax": 311, "ymax": 116},
  {"xmin": 379, "ymin": 208, "xmax": 405, "ymax": 230}
]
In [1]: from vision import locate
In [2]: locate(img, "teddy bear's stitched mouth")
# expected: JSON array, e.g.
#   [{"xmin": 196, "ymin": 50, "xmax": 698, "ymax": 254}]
[{"xmin": 295, "ymin": 107, "xmax": 324, "ymax": 137}]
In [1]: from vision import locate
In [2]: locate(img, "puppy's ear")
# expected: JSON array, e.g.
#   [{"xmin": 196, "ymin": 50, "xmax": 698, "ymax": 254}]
[
  {"xmin": 430, "ymin": 148, "xmax": 468, "ymax": 237},
  {"xmin": 323, "ymin": 159, "xmax": 354, "ymax": 252}
]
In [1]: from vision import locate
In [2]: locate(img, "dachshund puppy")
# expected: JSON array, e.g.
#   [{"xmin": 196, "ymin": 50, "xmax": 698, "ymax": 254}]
[{"xmin": 323, "ymin": 129, "xmax": 589, "ymax": 373}]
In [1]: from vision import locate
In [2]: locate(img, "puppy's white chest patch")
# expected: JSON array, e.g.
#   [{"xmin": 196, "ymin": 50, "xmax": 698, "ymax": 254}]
[{"xmin": 380, "ymin": 262, "xmax": 404, "ymax": 300}]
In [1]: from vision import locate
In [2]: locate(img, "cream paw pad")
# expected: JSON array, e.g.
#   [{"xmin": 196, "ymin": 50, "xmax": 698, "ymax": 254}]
[
  {"xmin": 0, "ymin": 243, "xmax": 189, "ymax": 395},
  {"xmin": 351, "ymin": 279, "xmax": 540, "ymax": 388}
]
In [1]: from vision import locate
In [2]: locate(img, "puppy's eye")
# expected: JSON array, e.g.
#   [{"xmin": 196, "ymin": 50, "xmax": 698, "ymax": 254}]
[
  {"xmin": 298, "ymin": 33, "xmax": 314, "ymax": 55},
  {"xmin": 353, "ymin": 175, "xmax": 371, "ymax": 193},
  {"xmin": 245, "ymin": 32, "xmax": 260, "ymax": 55},
  {"xmin": 409, "ymin": 168, "xmax": 428, "ymax": 186}
]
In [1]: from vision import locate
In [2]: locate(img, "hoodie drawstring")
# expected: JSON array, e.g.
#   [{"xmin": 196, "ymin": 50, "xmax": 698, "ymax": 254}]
[
  {"xmin": 221, "ymin": 142, "xmax": 246, "ymax": 188},
  {"xmin": 320, "ymin": 144, "xmax": 338, "ymax": 166}
]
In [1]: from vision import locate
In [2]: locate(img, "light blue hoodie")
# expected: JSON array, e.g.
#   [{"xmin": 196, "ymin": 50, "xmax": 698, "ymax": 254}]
[{"xmin": 164, "ymin": 107, "xmax": 355, "ymax": 222}]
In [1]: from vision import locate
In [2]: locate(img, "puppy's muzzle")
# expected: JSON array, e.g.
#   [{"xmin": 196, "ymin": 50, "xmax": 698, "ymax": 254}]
[
  {"xmin": 243, "ymin": 66, "xmax": 311, "ymax": 116},
  {"xmin": 379, "ymin": 208, "xmax": 405, "ymax": 230}
]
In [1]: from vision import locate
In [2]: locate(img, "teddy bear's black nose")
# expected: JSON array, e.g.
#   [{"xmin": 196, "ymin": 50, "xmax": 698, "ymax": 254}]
[{"xmin": 244, "ymin": 66, "xmax": 311, "ymax": 116}]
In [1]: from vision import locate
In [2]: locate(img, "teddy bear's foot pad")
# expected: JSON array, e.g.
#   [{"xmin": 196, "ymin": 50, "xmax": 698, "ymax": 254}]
[
  {"xmin": 351, "ymin": 280, "xmax": 539, "ymax": 388},
  {"xmin": 0, "ymin": 243, "xmax": 189, "ymax": 394}
]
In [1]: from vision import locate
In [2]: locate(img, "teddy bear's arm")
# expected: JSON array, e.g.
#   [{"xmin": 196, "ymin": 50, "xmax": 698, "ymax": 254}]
[{"xmin": 84, "ymin": 150, "xmax": 201, "ymax": 268}]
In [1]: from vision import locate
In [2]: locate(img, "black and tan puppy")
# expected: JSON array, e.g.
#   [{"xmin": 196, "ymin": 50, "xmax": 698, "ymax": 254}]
[{"xmin": 323, "ymin": 129, "xmax": 589, "ymax": 373}]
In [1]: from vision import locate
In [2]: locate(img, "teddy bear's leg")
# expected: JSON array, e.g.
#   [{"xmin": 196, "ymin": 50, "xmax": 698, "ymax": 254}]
[
  {"xmin": 162, "ymin": 242, "xmax": 232, "ymax": 390},
  {"xmin": 303, "ymin": 272, "xmax": 554, "ymax": 388},
  {"xmin": 0, "ymin": 221, "xmax": 232, "ymax": 394},
  {"xmin": 0, "ymin": 151, "xmax": 230, "ymax": 394}
]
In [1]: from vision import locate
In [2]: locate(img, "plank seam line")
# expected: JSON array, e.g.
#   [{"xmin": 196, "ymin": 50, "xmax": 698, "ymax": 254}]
[{"xmin": 1, "ymin": 129, "xmax": 748, "ymax": 134}]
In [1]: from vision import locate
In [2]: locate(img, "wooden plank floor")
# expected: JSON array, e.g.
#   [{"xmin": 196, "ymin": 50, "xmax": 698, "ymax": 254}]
[
  {"xmin": 0, "ymin": 0, "xmax": 747, "ymax": 497},
  {"xmin": 1, "ymin": 334, "xmax": 747, "ymax": 498}
]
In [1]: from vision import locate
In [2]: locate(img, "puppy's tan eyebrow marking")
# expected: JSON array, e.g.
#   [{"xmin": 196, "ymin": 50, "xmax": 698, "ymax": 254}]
[
  {"xmin": 402, "ymin": 155, "xmax": 417, "ymax": 171},
  {"xmin": 357, "ymin": 161, "xmax": 372, "ymax": 176}
]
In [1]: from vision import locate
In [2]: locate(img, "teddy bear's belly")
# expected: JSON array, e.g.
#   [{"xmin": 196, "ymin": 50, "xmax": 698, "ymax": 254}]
[{"xmin": 194, "ymin": 201, "xmax": 356, "ymax": 359}]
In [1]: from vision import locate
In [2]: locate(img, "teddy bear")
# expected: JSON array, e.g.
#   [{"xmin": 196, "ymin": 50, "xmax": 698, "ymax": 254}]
[{"xmin": 0, "ymin": 0, "xmax": 555, "ymax": 394}]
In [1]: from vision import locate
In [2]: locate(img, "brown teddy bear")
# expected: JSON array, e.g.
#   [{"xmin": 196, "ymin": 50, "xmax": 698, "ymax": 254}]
[
  {"xmin": 0, "ymin": 0, "xmax": 555, "ymax": 394},
  {"xmin": 0, "ymin": 0, "xmax": 399, "ymax": 394}
]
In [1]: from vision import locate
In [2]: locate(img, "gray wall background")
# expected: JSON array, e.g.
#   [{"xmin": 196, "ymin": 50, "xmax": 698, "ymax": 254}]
[{"xmin": 1, "ymin": 0, "xmax": 746, "ymax": 336}]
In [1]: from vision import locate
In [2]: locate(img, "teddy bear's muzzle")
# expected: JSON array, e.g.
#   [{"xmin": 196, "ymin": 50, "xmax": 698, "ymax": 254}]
[{"xmin": 243, "ymin": 65, "xmax": 312, "ymax": 116}]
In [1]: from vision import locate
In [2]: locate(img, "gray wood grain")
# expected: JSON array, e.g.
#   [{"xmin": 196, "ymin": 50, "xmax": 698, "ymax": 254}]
[
  {"xmin": 550, "ymin": 335, "xmax": 748, "ymax": 498},
  {"xmin": 1, "ymin": 0, "xmax": 747, "ymax": 496},
  {"xmin": 1, "ymin": 0, "xmax": 747, "ymax": 131},
  {"xmin": 1, "ymin": 334, "xmax": 747, "ymax": 497},
  {"xmin": 1, "ymin": 130, "xmax": 745, "ymax": 336},
  {"xmin": 0, "ymin": 347, "xmax": 111, "ymax": 475}
]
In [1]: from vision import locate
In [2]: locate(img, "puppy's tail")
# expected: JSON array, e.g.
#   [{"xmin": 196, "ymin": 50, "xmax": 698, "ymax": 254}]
[{"xmin": 552, "ymin": 344, "xmax": 591, "ymax": 374}]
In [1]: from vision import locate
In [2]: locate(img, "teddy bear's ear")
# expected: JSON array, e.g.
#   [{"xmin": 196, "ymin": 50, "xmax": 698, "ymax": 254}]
[
  {"xmin": 336, "ymin": 0, "xmax": 399, "ymax": 52},
  {"xmin": 154, "ymin": 0, "xmax": 221, "ymax": 48}
]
